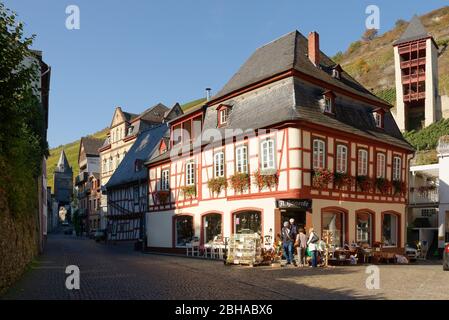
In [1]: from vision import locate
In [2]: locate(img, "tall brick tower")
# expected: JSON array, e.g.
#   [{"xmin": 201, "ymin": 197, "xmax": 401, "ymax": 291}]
[
  {"xmin": 393, "ymin": 15, "xmax": 440, "ymax": 131},
  {"xmin": 54, "ymin": 150, "xmax": 73, "ymax": 206}
]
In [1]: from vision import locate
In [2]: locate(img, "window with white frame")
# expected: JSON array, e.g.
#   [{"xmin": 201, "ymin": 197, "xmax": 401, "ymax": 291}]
[
  {"xmin": 392, "ymin": 156, "xmax": 401, "ymax": 181},
  {"xmin": 357, "ymin": 149, "xmax": 368, "ymax": 176},
  {"xmin": 236, "ymin": 146, "xmax": 248, "ymax": 173},
  {"xmin": 186, "ymin": 162, "xmax": 195, "ymax": 186},
  {"xmin": 324, "ymin": 96, "xmax": 333, "ymax": 113},
  {"xmin": 376, "ymin": 153, "xmax": 386, "ymax": 178},
  {"xmin": 313, "ymin": 139, "xmax": 326, "ymax": 169},
  {"xmin": 219, "ymin": 108, "xmax": 229, "ymax": 125},
  {"xmin": 161, "ymin": 169, "xmax": 169, "ymax": 190},
  {"xmin": 261, "ymin": 139, "xmax": 275, "ymax": 170},
  {"xmin": 336, "ymin": 145, "xmax": 348, "ymax": 173},
  {"xmin": 214, "ymin": 152, "xmax": 224, "ymax": 177},
  {"xmin": 374, "ymin": 112, "xmax": 383, "ymax": 128}
]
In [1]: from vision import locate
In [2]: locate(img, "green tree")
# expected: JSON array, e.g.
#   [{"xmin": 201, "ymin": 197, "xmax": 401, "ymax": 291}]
[{"xmin": 0, "ymin": 2, "xmax": 48, "ymax": 217}]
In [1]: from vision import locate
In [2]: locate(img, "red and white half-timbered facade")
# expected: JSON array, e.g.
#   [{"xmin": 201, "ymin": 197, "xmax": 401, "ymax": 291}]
[{"xmin": 145, "ymin": 30, "xmax": 414, "ymax": 253}]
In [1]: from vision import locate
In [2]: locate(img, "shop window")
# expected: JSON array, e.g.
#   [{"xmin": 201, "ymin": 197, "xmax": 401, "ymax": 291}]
[
  {"xmin": 261, "ymin": 139, "xmax": 275, "ymax": 170},
  {"xmin": 376, "ymin": 153, "xmax": 386, "ymax": 178},
  {"xmin": 357, "ymin": 149, "xmax": 368, "ymax": 176},
  {"xmin": 313, "ymin": 139, "xmax": 326, "ymax": 169},
  {"xmin": 336, "ymin": 145, "xmax": 348, "ymax": 173},
  {"xmin": 382, "ymin": 213, "xmax": 398, "ymax": 247},
  {"xmin": 356, "ymin": 212, "xmax": 373, "ymax": 245},
  {"xmin": 234, "ymin": 211, "xmax": 261, "ymax": 235},
  {"xmin": 392, "ymin": 156, "xmax": 401, "ymax": 181},
  {"xmin": 214, "ymin": 152, "xmax": 224, "ymax": 177},
  {"xmin": 203, "ymin": 213, "xmax": 222, "ymax": 243},
  {"xmin": 236, "ymin": 145, "xmax": 248, "ymax": 173},
  {"xmin": 322, "ymin": 211, "xmax": 345, "ymax": 246},
  {"xmin": 174, "ymin": 215, "xmax": 194, "ymax": 247}
]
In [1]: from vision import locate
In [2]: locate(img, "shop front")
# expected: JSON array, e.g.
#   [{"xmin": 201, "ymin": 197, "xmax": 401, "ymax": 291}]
[{"xmin": 275, "ymin": 199, "xmax": 311, "ymax": 237}]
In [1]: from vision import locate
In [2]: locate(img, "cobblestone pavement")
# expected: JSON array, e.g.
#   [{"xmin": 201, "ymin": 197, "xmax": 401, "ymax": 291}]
[{"xmin": 2, "ymin": 233, "xmax": 449, "ymax": 300}]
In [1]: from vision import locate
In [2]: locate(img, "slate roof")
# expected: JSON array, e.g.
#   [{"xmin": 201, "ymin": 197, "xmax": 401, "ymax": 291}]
[
  {"xmin": 148, "ymin": 30, "xmax": 414, "ymax": 166},
  {"xmin": 55, "ymin": 150, "xmax": 72, "ymax": 173},
  {"xmin": 213, "ymin": 30, "xmax": 387, "ymax": 105},
  {"xmin": 393, "ymin": 15, "xmax": 430, "ymax": 45},
  {"xmin": 80, "ymin": 137, "xmax": 104, "ymax": 156},
  {"xmin": 105, "ymin": 124, "xmax": 169, "ymax": 188},
  {"xmin": 123, "ymin": 111, "xmax": 139, "ymax": 122},
  {"xmin": 139, "ymin": 103, "xmax": 169, "ymax": 123}
]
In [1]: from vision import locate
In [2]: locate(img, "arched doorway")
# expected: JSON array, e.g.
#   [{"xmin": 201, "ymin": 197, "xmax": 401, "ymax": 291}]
[
  {"xmin": 173, "ymin": 215, "xmax": 194, "ymax": 247},
  {"xmin": 233, "ymin": 210, "xmax": 262, "ymax": 235},
  {"xmin": 201, "ymin": 213, "xmax": 222, "ymax": 244}
]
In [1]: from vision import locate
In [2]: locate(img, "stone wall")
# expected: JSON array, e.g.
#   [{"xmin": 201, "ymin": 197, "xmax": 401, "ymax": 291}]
[{"xmin": 0, "ymin": 190, "xmax": 39, "ymax": 296}]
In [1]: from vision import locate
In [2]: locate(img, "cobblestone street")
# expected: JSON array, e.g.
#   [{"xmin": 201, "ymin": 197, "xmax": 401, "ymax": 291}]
[{"xmin": 3, "ymin": 233, "xmax": 449, "ymax": 300}]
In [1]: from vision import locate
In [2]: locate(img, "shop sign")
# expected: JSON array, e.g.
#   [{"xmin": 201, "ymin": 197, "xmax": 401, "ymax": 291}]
[{"xmin": 277, "ymin": 199, "xmax": 312, "ymax": 210}]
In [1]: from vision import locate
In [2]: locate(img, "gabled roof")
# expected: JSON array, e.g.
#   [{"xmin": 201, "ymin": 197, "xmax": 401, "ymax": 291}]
[
  {"xmin": 394, "ymin": 15, "xmax": 430, "ymax": 45},
  {"xmin": 137, "ymin": 103, "xmax": 169, "ymax": 123},
  {"xmin": 123, "ymin": 111, "xmax": 139, "ymax": 122},
  {"xmin": 80, "ymin": 137, "xmax": 104, "ymax": 156},
  {"xmin": 55, "ymin": 150, "xmax": 72, "ymax": 173},
  {"xmin": 105, "ymin": 124, "xmax": 169, "ymax": 189},
  {"xmin": 213, "ymin": 30, "xmax": 387, "ymax": 105}
]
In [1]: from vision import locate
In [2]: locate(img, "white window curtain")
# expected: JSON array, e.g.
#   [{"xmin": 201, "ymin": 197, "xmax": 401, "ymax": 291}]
[
  {"xmin": 236, "ymin": 146, "xmax": 248, "ymax": 173},
  {"xmin": 261, "ymin": 139, "xmax": 275, "ymax": 170},
  {"xmin": 313, "ymin": 139, "xmax": 325, "ymax": 169},
  {"xmin": 336, "ymin": 145, "xmax": 348, "ymax": 173},
  {"xmin": 393, "ymin": 156, "xmax": 401, "ymax": 181},
  {"xmin": 214, "ymin": 152, "xmax": 224, "ymax": 177},
  {"xmin": 357, "ymin": 149, "xmax": 368, "ymax": 176},
  {"xmin": 376, "ymin": 153, "xmax": 386, "ymax": 178}
]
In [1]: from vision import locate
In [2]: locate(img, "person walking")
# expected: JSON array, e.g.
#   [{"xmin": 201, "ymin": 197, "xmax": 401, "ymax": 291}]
[
  {"xmin": 281, "ymin": 221, "xmax": 294, "ymax": 266},
  {"xmin": 307, "ymin": 227, "xmax": 319, "ymax": 268},
  {"xmin": 295, "ymin": 228, "xmax": 307, "ymax": 267}
]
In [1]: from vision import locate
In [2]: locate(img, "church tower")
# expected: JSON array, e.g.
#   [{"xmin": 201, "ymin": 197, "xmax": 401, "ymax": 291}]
[
  {"xmin": 393, "ymin": 15, "xmax": 440, "ymax": 131},
  {"xmin": 53, "ymin": 150, "xmax": 73, "ymax": 206}
]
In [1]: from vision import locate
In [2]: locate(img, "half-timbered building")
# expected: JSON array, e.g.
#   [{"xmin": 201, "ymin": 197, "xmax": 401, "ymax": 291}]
[
  {"xmin": 105, "ymin": 123, "xmax": 171, "ymax": 241},
  {"xmin": 145, "ymin": 30, "xmax": 415, "ymax": 253}
]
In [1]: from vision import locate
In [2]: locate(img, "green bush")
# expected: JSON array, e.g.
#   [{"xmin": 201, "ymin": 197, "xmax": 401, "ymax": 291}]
[{"xmin": 404, "ymin": 119, "xmax": 449, "ymax": 151}]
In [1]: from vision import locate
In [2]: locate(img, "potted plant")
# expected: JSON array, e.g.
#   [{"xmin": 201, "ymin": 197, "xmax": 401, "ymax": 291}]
[
  {"xmin": 229, "ymin": 172, "xmax": 250, "ymax": 193},
  {"xmin": 312, "ymin": 168, "xmax": 333, "ymax": 189},
  {"xmin": 207, "ymin": 177, "xmax": 228, "ymax": 195},
  {"xmin": 181, "ymin": 185, "xmax": 196, "ymax": 199},
  {"xmin": 333, "ymin": 172, "xmax": 353, "ymax": 190},
  {"xmin": 392, "ymin": 180, "xmax": 406, "ymax": 196},
  {"xmin": 155, "ymin": 190, "xmax": 170, "ymax": 204},
  {"xmin": 253, "ymin": 169, "xmax": 278, "ymax": 190},
  {"xmin": 375, "ymin": 177, "xmax": 392, "ymax": 195},
  {"xmin": 356, "ymin": 175, "xmax": 373, "ymax": 192}
]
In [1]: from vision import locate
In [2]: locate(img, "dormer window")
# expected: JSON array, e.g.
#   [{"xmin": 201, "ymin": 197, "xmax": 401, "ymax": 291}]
[
  {"xmin": 332, "ymin": 64, "xmax": 342, "ymax": 80},
  {"xmin": 134, "ymin": 159, "xmax": 144, "ymax": 172},
  {"xmin": 373, "ymin": 108, "xmax": 385, "ymax": 129},
  {"xmin": 322, "ymin": 90, "xmax": 335, "ymax": 114},
  {"xmin": 127, "ymin": 126, "xmax": 134, "ymax": 136},
  {"xmin": 217, "ymin": 104, "xmax": 231, "ymax": 127}
]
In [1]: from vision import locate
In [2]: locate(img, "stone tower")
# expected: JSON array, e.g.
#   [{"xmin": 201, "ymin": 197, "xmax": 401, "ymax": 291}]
[
  {"xmin": 393, "ymin": 15, "xmax": 440, "ymax": 131},
  {"xmin": 54, "ymin": 150, "xmax": 73, "ymax": 206}
]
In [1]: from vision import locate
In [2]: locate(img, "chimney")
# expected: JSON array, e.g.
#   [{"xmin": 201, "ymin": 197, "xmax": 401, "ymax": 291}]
[
  {"xmin": 205, "ymin": 88, "xmax": 212, "ymax": 101},
  {"xmin": 308, "ymin": 31, "xmax": 320, "ymax": 67}
]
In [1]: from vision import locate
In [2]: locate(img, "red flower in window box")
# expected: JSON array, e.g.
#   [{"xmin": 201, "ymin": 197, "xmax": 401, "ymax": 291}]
[
  {"xmin": 312, "ymin": 168, "xmax": 333, "ymax": 189},
  {"xmin": 253, "ymin": 169, "xmax": 278, "ymax": 190},
  {"xmin": 154, "ymin": 190, "xmax": 170, "ymax": 204},
  {"xmin": 333, "ymin": 172, "xmax": 353, "ymax": 190},
  {"xmin": 392, "ymin": 180, "xmax": 406, "ymax": 196},
  {"xmin": 230, "ymin": 172, "xmax": 250, "ymax": 193},
  {"xmin": 375, "ymin": 178, "xmax": 392, "ymax": 195},
  {"xmin": 356, "ymin": 175, "xmax": 374, "ymax": 193}
]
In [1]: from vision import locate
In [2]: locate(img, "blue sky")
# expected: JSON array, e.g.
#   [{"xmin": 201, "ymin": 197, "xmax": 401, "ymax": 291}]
[{"xmin": 4, "ymin": 0, "xmax": 448, "ymax": 147}]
